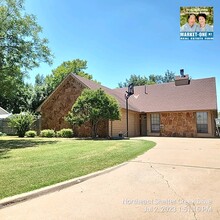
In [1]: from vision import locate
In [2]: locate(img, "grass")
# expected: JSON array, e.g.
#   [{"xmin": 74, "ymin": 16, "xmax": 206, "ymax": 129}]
[{"xmin": 0, "ymin": 136, "xmax": 155, "ymax": 199}]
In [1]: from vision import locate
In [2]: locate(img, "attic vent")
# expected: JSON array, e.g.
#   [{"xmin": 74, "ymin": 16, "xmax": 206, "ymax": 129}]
[{"xmin": 175, "ymin": 70, "xmax": 190, "ymax": 86}]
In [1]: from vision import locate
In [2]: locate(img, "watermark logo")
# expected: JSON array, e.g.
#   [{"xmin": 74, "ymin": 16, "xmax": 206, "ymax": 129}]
[{"xmin": 180, "ymin": 7, "xmax": 214, "ymax": 40}]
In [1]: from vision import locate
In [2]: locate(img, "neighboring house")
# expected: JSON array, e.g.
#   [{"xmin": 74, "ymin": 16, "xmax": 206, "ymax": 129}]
[
  {"xmin": 0, "ymin": 107, "xmax": 14, "ymax": 134},
  {"xmin": 37, "ymin": 73, "xmax": 218, "ymax": 138},
  {"xmin": 0, "ymin": 107, "xmax": 11, "ymax": 119}
]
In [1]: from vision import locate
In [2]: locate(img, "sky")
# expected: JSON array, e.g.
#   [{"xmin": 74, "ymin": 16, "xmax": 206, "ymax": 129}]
[{"xmin": 25, "ymin": 0, "xmax": 220, "ymax": 109}]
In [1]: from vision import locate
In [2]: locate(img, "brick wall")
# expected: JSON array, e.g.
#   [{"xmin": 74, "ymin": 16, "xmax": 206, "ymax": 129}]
[
  {"xmin": 40, "ymin": 75, "xmax": 108, "ymax": 137},
  {"xmin": 160, "ymin": 112, "xmax": 197, "ymax": 137},
  {"xmin": 41, "ymin": 75, "xmax": 85, "ymax": 131},
  {"xmin": 109, "ymin": 109, "xmax": 140, "ymax": 137}
]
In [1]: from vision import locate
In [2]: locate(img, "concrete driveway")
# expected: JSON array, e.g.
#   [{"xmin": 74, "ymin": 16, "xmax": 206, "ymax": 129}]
[{"xmin": 0, "ymin": 137, "xmax": 220, "ymax": 220}]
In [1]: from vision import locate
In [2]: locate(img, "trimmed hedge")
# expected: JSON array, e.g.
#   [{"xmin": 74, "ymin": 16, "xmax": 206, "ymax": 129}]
[
  {"xmin": 40, "ymin": 129, "xmax": 55, "ymax": 138},
  {"xmin": 25, "ymin": 130, "xmax": 37, "ymax": 137},
  {"xmin": 56, "ymin": 128, "xmax": 73, "ymax": 138}
]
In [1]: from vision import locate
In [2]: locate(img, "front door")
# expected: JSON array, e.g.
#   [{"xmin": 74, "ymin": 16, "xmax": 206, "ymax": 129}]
[{"xmin": 140, "ymin": 114, "xmax": 147, "ymax": 136}]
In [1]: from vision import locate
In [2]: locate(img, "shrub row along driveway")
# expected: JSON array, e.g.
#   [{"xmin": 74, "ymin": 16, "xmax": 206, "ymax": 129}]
[{"xmin": 0, "ymin": 137, "xmax": 220, "ymax": 220}]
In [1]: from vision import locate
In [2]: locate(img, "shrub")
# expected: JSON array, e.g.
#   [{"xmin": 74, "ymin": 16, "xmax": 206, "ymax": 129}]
[
  {"xmin": 0, "ymin": 132, "xmax": 7, "ymax": 136},
  {"xmin": 8, "ymin": 112, "xmax": 36, "ymax": 137},
  {"xmin": 56, "ymin": 128, "xmax": 73, "ymax": 138},
  {"xmin": 25, "ymin": 130, "xmax": 37, "ymax": 137},
  {"xmin": 40, "ymin": 129, "xmax": 55, "ymax": 138},
  {"xmin": 56, "ymin": 130, "xmax": 62, "ymax": 137}
]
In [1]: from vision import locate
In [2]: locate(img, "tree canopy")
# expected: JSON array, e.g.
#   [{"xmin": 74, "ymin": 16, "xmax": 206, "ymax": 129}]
[
  {"xmin": 1, "ymin": 57, "xmax": 95, "ymax": 113},
  {"xmin": 0, "ymin": 0, "xmax": 53, "ymax": 112},
  {"xmin": 0, "ymin": 0, "xmax": 53, "ymax": 73},
  {"xmin": 29, "ymin": 74, "xmax": 48, "ymax": 112},
  {"xmin": 44, "ymin": 59, "xmax": 93, "ymax": 95},
  {"xmin": 0, "ymin": 68, "xmax": 32, "ymax": 113},
  {"xmin": 66, "ymin": 89, "xmax": 121, "ymax": 138},
  {"xmin": 28, "ymin": 59, "xmax": 94, "ymax": 112},
  {"xmin": 118, "ymin": 70, "xmax": 176, "ymax": 88}
]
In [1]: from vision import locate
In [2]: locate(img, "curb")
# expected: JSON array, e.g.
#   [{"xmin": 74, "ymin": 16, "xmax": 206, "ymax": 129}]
[{"xmin": 0, "ymin": 162, "xmax": 128, "ymax": 209}]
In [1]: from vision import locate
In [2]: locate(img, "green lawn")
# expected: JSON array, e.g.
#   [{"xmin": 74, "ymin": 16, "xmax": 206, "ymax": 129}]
[{"xmin": 0, "ymin": 137, "xmax": 155, "ymax": 199}]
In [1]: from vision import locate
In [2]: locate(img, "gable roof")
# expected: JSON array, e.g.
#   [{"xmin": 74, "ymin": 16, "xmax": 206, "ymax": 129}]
[
  {"xmin": 72, "ymin": 74, "xmax": 139, "ymax": 111},
  {"xmin": 37, "ymin": 73, "xmax": 139, "ymax": 112},
  {"xmin": 0, "ymin": 107, "xmax": 9, "ymax": 115},
  {"xmin": 37, "ymin": 74, "xmax": 217, "ymax": 113},
  {"xmin": 0, "ymin": 107, "xmax": 11, "ymax": 119}
]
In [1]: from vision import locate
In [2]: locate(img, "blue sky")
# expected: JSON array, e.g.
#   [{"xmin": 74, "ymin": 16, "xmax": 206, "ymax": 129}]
[{"xmin": 25, "ymin": 0, "xmax": 219, "ymax": 109}]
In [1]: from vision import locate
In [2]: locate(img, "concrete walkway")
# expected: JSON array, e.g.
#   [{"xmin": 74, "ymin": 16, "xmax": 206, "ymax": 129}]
[{"xmin": 0, "ymin": 137, "xmax": 220, "ymax": 220}]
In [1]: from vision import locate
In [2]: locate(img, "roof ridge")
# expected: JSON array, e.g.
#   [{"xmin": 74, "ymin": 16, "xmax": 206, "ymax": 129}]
[
  {"xmin": 113, "ymin": 76, "xmax": 216, "ymax": 91},
  {"xmin": 37, "ymin": 74, "xmax": 217, "ymax": 113}
]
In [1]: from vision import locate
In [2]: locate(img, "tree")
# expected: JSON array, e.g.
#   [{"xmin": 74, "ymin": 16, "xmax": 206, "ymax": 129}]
[
  {"xmin": 162, "ymin": 70, "xmax": 175, "ymax": 83},
  {"xmin": 66, "ymin": 89, "xmax": 121, "ymax": 138},
  {"xmin": 0, "ymin": 0, "xmax": 53, "ymax": 112},
  {"xmin": 8, "ymin": 111, "xmax": 36, "ymax": 137},
  {"xmin": 0, "ymin": 0, "xmax": 53, "ymax": 73},
  {"xmin": 118, "ymin": 74, "xmax": 153, "ymax": 88},
  {"xmin": 9, "ymin": 82, "xmax": 32, "ymax": 113},
  {"xmin": 118, "ymin": 70, "xmax": 176, "ymax": 88},
  {"xmin": 27, "ymin": 59, "xmax": 95, "ymax": 112},
  {"xmin": 0, "ymin": 73, "xmax": 32, "ymax": 113},
  {"xmin": 148, "ymin": 74, "xmax": 163, "ymax": 84},
  {"xmin": 29, "ymin": 74, "xmax": 48, "ymax": 111},
  {"xmin": 45, "ymin": 59, "xmax": 93, "ymax": 94}
]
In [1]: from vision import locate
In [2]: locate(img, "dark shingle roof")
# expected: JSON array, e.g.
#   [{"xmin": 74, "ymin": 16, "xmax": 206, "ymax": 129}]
[
  {"xmin": 114, "ymin": 77, "xmax": 217, "ymax": 112},
  {"xmin": 73, "ymin": 74, "xmax": 217, "ymax": 112},
  {"xmin": 72, "ymin": 74, "xmax": 139, "ymax": 111},
  {"xmin": 38, "ymin": 74, "xmax": 217, "ymax": 113}
]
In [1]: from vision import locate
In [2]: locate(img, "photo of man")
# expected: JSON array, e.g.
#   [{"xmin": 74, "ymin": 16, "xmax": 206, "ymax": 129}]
[{"xmin": 180, "ymin": 14, "xmax": 198, "ymax": 32}]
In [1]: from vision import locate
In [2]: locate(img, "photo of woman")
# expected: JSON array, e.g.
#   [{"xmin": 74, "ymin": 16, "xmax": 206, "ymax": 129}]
[{"xmin": 196, "ymin": 13, "xmax": 213, "ymax": 32}]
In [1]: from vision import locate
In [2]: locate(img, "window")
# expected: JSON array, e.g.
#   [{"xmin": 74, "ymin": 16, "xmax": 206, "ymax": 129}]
[
  {"xmin": 196, "ymin": 112, "xmax": 208, "ymax": 133},
  {"xmin": 151, "ymin": 113, "xmax": 160, "ymax": 133}
]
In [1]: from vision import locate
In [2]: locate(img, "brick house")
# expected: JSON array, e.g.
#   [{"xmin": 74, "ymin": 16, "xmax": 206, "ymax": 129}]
[{"xmin": 37, "ymin": 73, "xmax": 218, "ymax": 137}]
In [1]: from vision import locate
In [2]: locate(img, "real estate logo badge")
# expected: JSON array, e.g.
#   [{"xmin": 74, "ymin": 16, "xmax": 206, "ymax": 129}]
[{"xmin": 180, "ymin": 7, "xmax": 213, "ymax": 40}]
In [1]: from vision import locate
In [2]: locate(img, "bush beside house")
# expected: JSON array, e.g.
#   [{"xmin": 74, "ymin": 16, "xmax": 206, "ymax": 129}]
[
  {"xmin": 40, "ymin": 129, "xmax": 56, "ymax": 137},
  {"xmin": 8, "ymin": 112, "xmax": 36, "ymax": 137},
  {"xmin": 56, "ymin": 128, "xmax": 73, "ymax": 138},
  {"xmin": 25, "ymin": 130, "xmax": 37, "ymax": 137}
]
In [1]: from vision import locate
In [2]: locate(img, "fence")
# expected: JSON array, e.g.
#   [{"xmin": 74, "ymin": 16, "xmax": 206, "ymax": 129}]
[
  {"xmin": 0, "ymin": 118, "xmax": 41, "ymax": 135},
  {"xmin": 0, "ymin": 118, "xmax": 16, "ymax": 135}
]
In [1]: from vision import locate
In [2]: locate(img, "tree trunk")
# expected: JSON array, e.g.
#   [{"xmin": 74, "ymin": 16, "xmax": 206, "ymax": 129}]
[
  {"xmin": 91, "ymin": 121, "xmax": 96, "ymax": 138},
  {"xmin": 91, "ymin": 120, "xmax": 99, "ymax": 139},
  {"xmin": 94, "ymin": 121, "xmax": 99, "ymax": 138}
]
